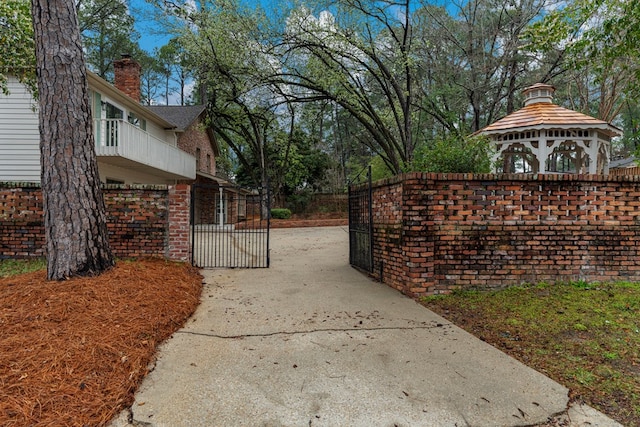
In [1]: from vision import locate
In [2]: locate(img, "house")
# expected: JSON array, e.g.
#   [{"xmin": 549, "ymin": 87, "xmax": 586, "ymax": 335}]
[
  {"xmin": 0, "ymin": 55, "xmax": 254, "ymax": 226},
  {"xmin": 147, "ymin": 103, "xmax": 243, "ymax": 224},
  {"xmin": 147, "ymin": 104, "xmax": 218, "ymax": 178},
  {"xmin": 0, "ymin": 56, "xmax": 196, "ymax": 185},
  {"xmin": 109, "ymin": 56, "xmax": 252, "ymax": 225}
]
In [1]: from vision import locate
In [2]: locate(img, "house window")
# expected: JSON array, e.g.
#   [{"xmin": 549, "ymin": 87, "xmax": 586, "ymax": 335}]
[
  {"xmin": 127, "ymin": 112, "xmax": 147, "ymax": 131},
  {"xmin": 206, "ymin": 154, "xmax": 211, "ymax": 172},
  {"xmin": 105, "ymin": 103, "xmax": 123, "ymax": 147},
  {"xmin": 196, "ymin": 148, "xmax": 201, "ymax": 170},
  {"xmin": 237, "ymin": 195, "xmax": 246, "ymax": 219},
  {"xmin": 105, "ymin": 103, "xmax": 123, "ymax": 120}
]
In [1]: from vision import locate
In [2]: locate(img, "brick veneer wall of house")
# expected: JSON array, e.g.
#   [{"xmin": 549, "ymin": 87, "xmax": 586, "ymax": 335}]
[
  {"xmin": 191, "ymin": 177, "xmax": 240, "ymax": 225},
  {"xmin": 366, "ymin": 173, "xmax": 640, "ymax": 297},
  {"xmin": 178, "ymin": 121, "xmax": 217, "ymax": 176},
  {"xmin": 0, "ymin": 183, "xmax": 191, "ymax": 261}
]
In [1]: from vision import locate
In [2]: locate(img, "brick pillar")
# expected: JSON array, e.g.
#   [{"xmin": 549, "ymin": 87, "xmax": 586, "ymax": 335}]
[
  {"xmin": 401, "ymin": 173, "xmax": 436, "ymax": 297},
  {"xmin": 113, "ymin": 54, "xmax": 141, "ymax": 103},
  {"xmin": 167, "ymin": 184, "xmax": 191, "ymax": 262}
]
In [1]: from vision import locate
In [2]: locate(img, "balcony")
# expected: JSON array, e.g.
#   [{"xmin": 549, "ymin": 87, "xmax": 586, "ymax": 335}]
[{"xmin": 93, "ymin": 119, "xmax": 195, "ymax": 180}]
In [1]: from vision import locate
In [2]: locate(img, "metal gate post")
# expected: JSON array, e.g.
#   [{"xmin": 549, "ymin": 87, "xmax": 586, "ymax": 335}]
[
  {"xmin": 218, "ymin": 187, "xmax": 224, "ymax": 227},
  {"xmin": 190, "ymin": 184, "xmax": 196, "ymax": 266},
  {"xmin": 347, "ymin": 178, "xmax": 354, "ymax": 265},
  {"xmin": 266, "ymin": 184, "xmax": 271, "ymax": 268},
  {"xmin": 348, "ymin": 165, "xmax": 374, "ymax": 273},
  {"xmin": 367, "ymin": 165, "xmax": 374, "ymax": 272}
]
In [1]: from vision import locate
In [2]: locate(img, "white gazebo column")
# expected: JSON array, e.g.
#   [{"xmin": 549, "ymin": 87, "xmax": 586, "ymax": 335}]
[
  {"xmin": 536, "ymin": 134, "xmax": 548, "ymax": 174},
  {"xmin": 586, "ymin": 137, "xmax": 598, "ymax": 174},
  {"xmin": 601, "ymin": 142, "xmax": 610, "ymax": 174}
]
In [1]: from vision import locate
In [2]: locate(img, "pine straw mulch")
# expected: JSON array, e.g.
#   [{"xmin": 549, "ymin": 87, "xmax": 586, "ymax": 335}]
[{"xmin": 0, "ymin": 258, "xmax": 203, "ymax": 427}]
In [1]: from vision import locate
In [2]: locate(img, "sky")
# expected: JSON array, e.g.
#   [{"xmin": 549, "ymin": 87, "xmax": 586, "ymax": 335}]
[
  {"xmin": 130, "ymin": 0, "xmax": 268, "ymax": 54},
  {"xmin": 126, "ymin": 0, "xmax": 429, "ymax": 104},
  {"xmin": 129, "ymin": 0, "xmax": 192, "ymax": 104},
  {"xmin": 130, "ymin": 0, "xmax": 173, "ymax": 54}
]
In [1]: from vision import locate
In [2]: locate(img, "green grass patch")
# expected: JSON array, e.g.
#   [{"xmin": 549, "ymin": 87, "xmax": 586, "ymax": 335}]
[
  {"xmin": 0, "ymin": 258, "xmax": 46, "ymax": 278},
  {"xmin": 421, "ymin": 281, "xmax": 640, "ymax": 425}
]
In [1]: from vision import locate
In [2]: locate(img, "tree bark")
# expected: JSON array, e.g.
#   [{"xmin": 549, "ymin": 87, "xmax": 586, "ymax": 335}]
[{"xmin": 32, "ymin": 0, "xmax": 115, "ymax": 280}]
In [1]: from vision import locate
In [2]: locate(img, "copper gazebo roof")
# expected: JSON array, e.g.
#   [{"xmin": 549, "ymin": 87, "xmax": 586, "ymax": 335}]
[{"xmin": 481, "ymin": 103, "xmax": 620, "ymax": 135}]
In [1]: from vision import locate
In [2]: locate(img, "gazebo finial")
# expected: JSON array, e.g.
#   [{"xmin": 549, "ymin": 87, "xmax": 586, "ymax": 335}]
[{"xmin": 523, "ymin": 83, "xmax": 555, "ymax": 106}]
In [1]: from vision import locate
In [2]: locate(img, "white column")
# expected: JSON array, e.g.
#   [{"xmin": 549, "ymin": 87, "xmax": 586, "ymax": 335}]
[
  {"xmin": 587, "ymin": 137, "xmax": 598, "ymax": 174},
  {"xmin": 536, "ymin": 133, "xmax": 547, "ymax": 174}
]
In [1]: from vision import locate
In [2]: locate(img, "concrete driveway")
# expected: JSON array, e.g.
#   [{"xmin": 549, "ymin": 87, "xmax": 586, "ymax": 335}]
[{"xmin": 113, "ymin": 226, "xmax": 620, "ymax": 427}]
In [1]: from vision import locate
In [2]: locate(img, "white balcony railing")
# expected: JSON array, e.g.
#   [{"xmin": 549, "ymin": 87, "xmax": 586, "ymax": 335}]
[{"xmin": 93, "ymin": 119, "xmax": 195, "ymax": 180}]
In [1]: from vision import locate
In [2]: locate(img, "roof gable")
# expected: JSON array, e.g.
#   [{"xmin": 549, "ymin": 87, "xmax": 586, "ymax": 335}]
[{"xmin": 147, "ymin": 105, "xmax": 207, "ymax": 131}]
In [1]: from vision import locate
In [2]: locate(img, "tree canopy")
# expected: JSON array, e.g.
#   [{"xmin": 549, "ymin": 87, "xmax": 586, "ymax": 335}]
[
  {"xmin": 0, "ymin": 0, "xmax": 35, "ymax": 94},
  {"xmin": 78, "ymin": 0, "xmax": 141, "ymax": 80},
  {"xmin": 5, "ymin": 0, "xmax": 640, "ymax": 188}
]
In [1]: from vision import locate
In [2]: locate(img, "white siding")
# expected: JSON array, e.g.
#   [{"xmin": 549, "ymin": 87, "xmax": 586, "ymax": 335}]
[
  {"xmin": 146, "ymin": 120, "xmax": 177, "ymax": 146},
  {"xmin": 0, "ymin": 76, "xmax": 41, "ymax": 182},
  {"xmin": 94, "ymin": 93, "xmax": 177, "ymax": 146},
  {"xmin": 0, "ymin": 75, "xmax": 191, "ymax": 184}
]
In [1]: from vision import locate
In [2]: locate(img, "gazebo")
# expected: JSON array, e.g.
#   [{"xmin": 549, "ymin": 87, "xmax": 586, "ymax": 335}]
[{"xmin": 477, "ymin": 83, "xmax": 622, "ymax": 174}]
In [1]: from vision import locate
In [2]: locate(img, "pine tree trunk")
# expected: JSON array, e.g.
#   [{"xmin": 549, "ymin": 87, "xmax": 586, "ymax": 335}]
[{"xmin": 32, "ymin": 0, "xmax": 115, "ymax": 280}]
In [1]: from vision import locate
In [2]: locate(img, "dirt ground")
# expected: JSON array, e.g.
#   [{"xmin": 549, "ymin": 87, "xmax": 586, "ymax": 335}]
[{"xmin": 0, "ymin": 259, "xmax": 202, "ymax": 427}]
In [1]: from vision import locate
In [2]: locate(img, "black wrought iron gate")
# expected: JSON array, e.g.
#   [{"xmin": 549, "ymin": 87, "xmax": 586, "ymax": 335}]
[
  {"xmin": 348, "ymin": 166, "xmax": 373, "ymax": 272},
  {"xmin": 191, "ymin": 183, "xmax": 270, "ymax": 268}
]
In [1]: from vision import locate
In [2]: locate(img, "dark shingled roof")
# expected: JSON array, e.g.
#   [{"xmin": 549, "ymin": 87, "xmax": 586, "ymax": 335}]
[
  {"xmin": 609, "ymin": 156, "xmax": 637, "ymax": 169},
  {"xmin": 147, "ymin": 105, "xmax": 207, "ymax": 131}
]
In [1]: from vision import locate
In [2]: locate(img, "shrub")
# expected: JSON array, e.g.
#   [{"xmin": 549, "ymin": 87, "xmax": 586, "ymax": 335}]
[
  {"xmin": 271, "ymin": 208, "xmax": 292, "ymax": 219},
  {"xmin": 286, "ymin": 191, "xmax": 312, "ymax": 213},
  {"xmin": 411, "ymin": 135, "xmax": 493, "ymax": 173}
]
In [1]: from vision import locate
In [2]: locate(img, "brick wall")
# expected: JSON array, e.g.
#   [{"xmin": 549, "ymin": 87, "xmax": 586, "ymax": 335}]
[
  {"xmin": 178, "ymin": 120, "xmax": 216, "ymax": 176},
  {"xmin": 0, "ymin": 183, "xmax": 45, "ymax": 258},
  {"xmin": 167, "ymin": 184, "xmax": 191, "ymax": 261},
  {"xmin": 0, "ymin": 183, "xmax": 191, "ymax": 261},
  {"xmin": 367, "ymin": 173, "xmax": 640, "ymax": 297}
]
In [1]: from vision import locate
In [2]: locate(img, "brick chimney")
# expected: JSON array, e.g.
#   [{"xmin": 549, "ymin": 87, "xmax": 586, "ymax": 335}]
[{"xmin": 113, "ymin": 54, "xmax": 141, "ymax": 103}]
